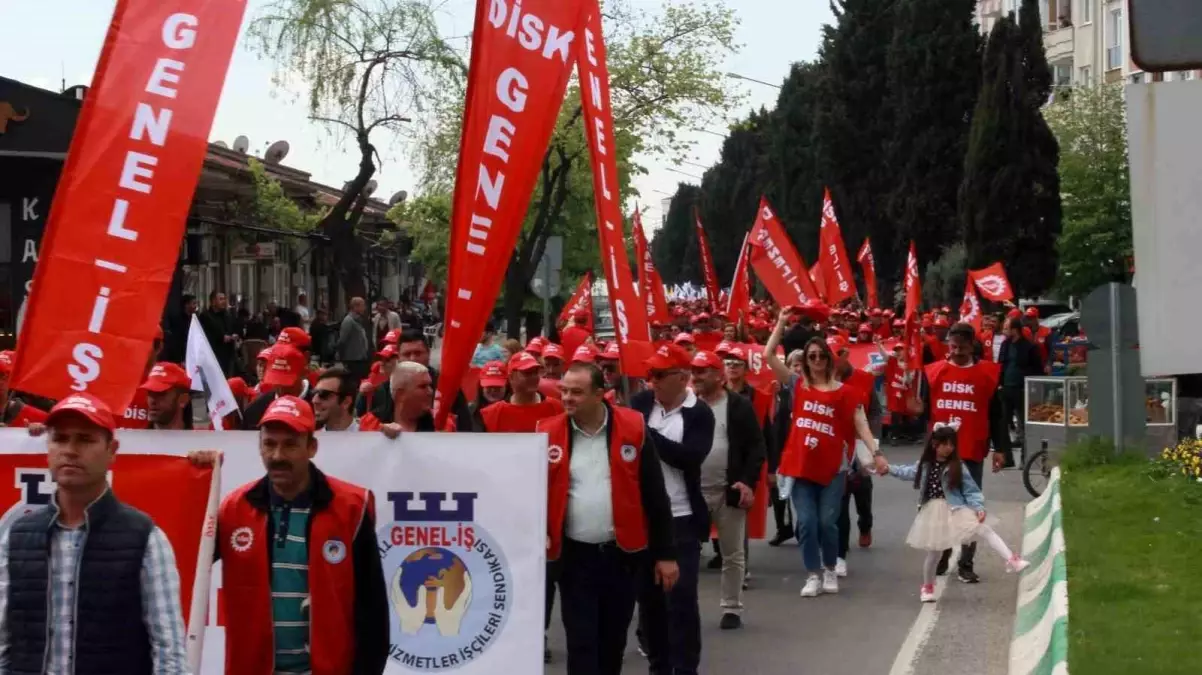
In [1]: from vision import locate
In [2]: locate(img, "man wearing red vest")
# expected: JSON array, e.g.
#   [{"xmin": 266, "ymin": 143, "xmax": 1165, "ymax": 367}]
[
  {"xmin": 190, "ymin": 396, "xmax": 388, "ymax": 675},
  {"xmin": 908, "ymin": 322, "xmax": 1013, "ymax": 583},
  {"xmin": 828, "ymin": 336, "xmax": 878, "ymax": 577},
  {"xmin": 537, "ymin": 362, "xmax": 677, "ymax": 674}
]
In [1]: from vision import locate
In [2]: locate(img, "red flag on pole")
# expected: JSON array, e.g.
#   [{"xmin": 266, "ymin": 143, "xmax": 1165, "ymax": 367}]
[
  {"xmin": 809, "ymin": 261, "xmax": 828, "ymax": 302},
  {"xmin": 818, "ymin": 187, "xmax": 857, "ymax": 305},
  {"xmin": 694, "ymin": 209, "xmax": 721, "ymax": 306},
  {"xmin": 857, "ymin": 238, "xmax": 879, "ymax": 309},
  {"xmin": 434, "ymin": 0, "xmax": 586, "ymax": 426},
  {"xmin": 725, "ymin": 233, "xmax": 752, "ymax": 322},
  {"xmin": 903, "ymin": 241, "xmax": 922, "ymax": 322},
  {"xmin": 577, "ymin": 0, "xmax": 653, "ymax": 376},
  {"xmin": 747, "ymin": 197, "xmax": 821, "ymax": 308},
  {"xmin": 960, "ymin": 276, "xmax": 983, "ymax": 331},
  {"xmin": 558, "ymin": 272, "xmax": 594, "ymax": 333},
  {"xmin": 633, "ymin": 210, "xmax": 670, "ymax": 324},
  {"xmin": 11, "ymin": 2, "xmax": 247, "ymax": 410},
  {"xmin": 969, "ymin": 262, "xmax": 1016, "ymax": 302}
]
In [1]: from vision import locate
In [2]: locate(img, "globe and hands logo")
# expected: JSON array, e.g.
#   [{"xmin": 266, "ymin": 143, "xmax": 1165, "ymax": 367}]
[{"xmin": 391, "ymin": 547, "xmax": 474, "ymax": 637}]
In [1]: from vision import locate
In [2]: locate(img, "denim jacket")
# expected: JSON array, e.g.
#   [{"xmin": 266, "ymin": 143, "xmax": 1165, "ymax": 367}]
[{"xmin": 887, "ymin": 461, "xmax": 985, "ymax": 511}]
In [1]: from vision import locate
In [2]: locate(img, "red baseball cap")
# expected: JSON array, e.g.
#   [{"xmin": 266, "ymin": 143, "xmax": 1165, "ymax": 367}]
[
  {"xmin": 690, "ymin": 350, "xmax": 723, "ymax": 370},
  {"xmin": 479, "ymin": 361, "xmax": 508, "ymax": 388},
  {"xmin": 869, "ymin": 308, "xmax": 882, "ymax": 317},
  {"xmin": 139, "ymin": 362, "xmax": 193, "ymax": 393},
  {"xmin": 885, "ymin": 338, "xmax": 903, "ymax": 351},
  {"xmin": 261, "ymin": 345, "xmax": 307, "ymax": 388},
  {"xmin": 598, "ymin": 341, "xmax": 621, "ymax": 361},
  {"xmin": 526, "ymin": 336, "xmax": 546, "ymax": 355},
  {"xmin": 277, "ymin": 327, "xmax": 311, "ymax": 350},
  {"xmin": 673, "ymin": 332, "xmax": 695, "ymax": 345},
  {"xmin": 0, "ymin": 350, "xmax": 14, "ymax": 374},
  {"xmin": 724, "ymin": 345, "xmax": 748, "ymax": 362},
  {"xmin": 858, "ymin": 322, "xmax": 872, "ymax": 334},
  {"xmin": 382, "ymin": 328, "xmax": 402, "ymax": 346},
  {"xmin": 259, "ymin": 395, "xmax": 316, "ymax": 434},
  {"xmin": 691, "ymin": 312, "xmax": 711, "ymax": 324},
  {"xmin": 541, "ymin": 343, "xmax": 565, "ymax": 361},
  {"xmin": 46, "ymin": 393, "xmax": 116, "ymax": 433},
  {"xmin": 227, "ymin": 377, "xmax": 249, "ymax": 401},
  {"xmin": 715, "ymin": 340, "xmax": 733, "ymax": 356},
  {"xmin": 933, "ymin": 316, "xmax": 950, "ymax": 328},
  {"xmin": 1007, "ymin": 308, "xmax": 1023, "ymax": 320},
  {"xmin": 892, "ymin": 319, "xmax": 905, "ymax": 328},
  {"xmin": 257, "ymin": 348, "xmax": 273, "ymax": 362},
  {"xmin": 508, "ymin": 351, "xmax": 542, "ymax": 373},
  {"xmin": 572, "ymin": 309, "xmax": 589, "ymax": 322},
  {"xmin": 571, "ymin": 344, "xmax": 598, "ymax": 364},
  {"xmin": 645, "ymin": 343, "xmax": 692, "ymax": 371},
  {"xmin": 376, "ymin": 344, "xmax": 398, "ymax": 359},
  {"xmin": 826, "ymin": 335, "xmax": 849, "ymax": 353},
  {"xmin": 921, "ymin": 316, "xmax": 934, "ymax": 329},
  {"xmin": 1025, "ymin": 306, "xmax": 1040, "ymax": 318}
]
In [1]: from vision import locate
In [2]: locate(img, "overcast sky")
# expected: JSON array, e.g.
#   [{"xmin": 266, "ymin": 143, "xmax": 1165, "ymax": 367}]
[{"xmin": 0, "ymin": 0, "xmax": 833, "ymax": 230}]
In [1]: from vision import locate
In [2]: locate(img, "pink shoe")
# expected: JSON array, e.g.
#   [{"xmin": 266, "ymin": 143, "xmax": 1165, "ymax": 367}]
[
  {"xmin": 920, "ymin": 584, "xmax": 936, "ymax": 603},
  {"xmin": 1007, "ymin": 555, "xmax": 1030, "ymax": 574}
]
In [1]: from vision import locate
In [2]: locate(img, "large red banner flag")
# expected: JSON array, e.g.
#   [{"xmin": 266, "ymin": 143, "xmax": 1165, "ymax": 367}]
[
  {"xmin": 11, "ymin": 2, "xmax": 246, "ymax": 411},
  {"xmin": 633, "ymin": 210, "xmax": 670, "ymax": 324},
  {"xmin": 969, "ymin": 262, "xmax": 1016, "ymax": 302},
  {"xmin": 819, "ymin": 187, "xmax": 857, "ymax": 304},
  {"xmin": 558, "ymin": 272, "xmax": 595, "ymax": 332},
  {"xmin": 857, "ymin": 237, "xmax": 879, "ymax": 309},
  {"xmin": 725, "ymin": 233, "xmax": 752, "ymax": 322},
  {"xmin": 436, "ymin": 0, "xmax": 587, "ymax": 425},
  {"xmin": 809, "ymin": 261, "xmax": 828, "ymax": 302},
  {"xmin": 903, "ymin": 241, "xmax": 922, "ymax": 321},
  {"xmin": 694, "ymin": 209, "xmax": 722, "ymax": 305},
  {"xmin": 748, "ymin": 197, "xmax": 821, "ymax": 308},
  {"xmin": 577, "ymin": 0, "xmax": 653, "ymax": 376}
]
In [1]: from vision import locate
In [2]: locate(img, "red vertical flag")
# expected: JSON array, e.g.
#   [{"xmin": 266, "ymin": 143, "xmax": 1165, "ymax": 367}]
[
  {"xmin": 903, "ymin": 242, "xmax": 924, "ymax": 370},
  {"xmin": 809, "ymin": 261, "xmax": 828, "ymax": 302},
  {"xmin": 577, "ymin": 0, "xmax": 653, "ymax": 375},
  {"xmin": 558, "ymin": 272, "xmax": 595, "ymax": 333},
  {"xmin": 857, "ymin": 238, "xmax": 879, "ymax": 309},
  {"xmin": 633, "ymin": 210, "xmax": 670, "ymax": 324},
  {"xmin": 694, "ymin": 210, "xmax": 721, "ymax": 306},
  {"xmin": 818, "ymin": 187, "xmax": 857, "ymax": 305},
  {"xmin": 960, "ymin": 276, "xmax": 983, "ymax": 331},
  {"xmin": 434, "ymin": 0, "xmax": 586, "ymax": 425},
  {"xmin": 747, "ymin": 197, "xmax": 822, "ymax": 307},
  {"xmin": 11, "ymin": 2, "xmax": 246, "ymax": 409},
  {"xmin": 725, "ymin": 233, "xmax": 752, "ymax": 322}
]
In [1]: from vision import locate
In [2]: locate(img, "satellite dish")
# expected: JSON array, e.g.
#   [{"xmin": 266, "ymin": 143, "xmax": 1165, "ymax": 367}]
[
  {"xmin": 233, "ymin": 135, "xmax": 250, "ymax": 153},
  {"xmin": 264, "ymin": 140, "xmax": 290, "ymax": 164},
  {"xmin": 364, "ymin": 180, "xmax": 378, "ymax": 197},
  {"xmin": 212, "ymin": 140, "xmax": 229, "ymax": 149},
  {"xmin": 388, "ymin": 190, "xmax": 408, "ymax": 206}
]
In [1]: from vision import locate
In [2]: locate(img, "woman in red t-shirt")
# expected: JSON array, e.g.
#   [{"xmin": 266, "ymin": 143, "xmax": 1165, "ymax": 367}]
[{"xmin": 763, "ymin": 310, "xmax": 888, "ymax": 598}]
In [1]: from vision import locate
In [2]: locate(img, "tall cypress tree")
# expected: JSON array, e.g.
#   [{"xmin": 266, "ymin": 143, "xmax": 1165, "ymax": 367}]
[
  {"xmin": 766, "ymin": 62, "xmax": 825, "ymax": 261},
  {"xmin": 885, "ymin": 0, "xmax": 982, "ymax": 270},
  {"xmin": 652, "ymin": 183, "xmax": 703, "ymax": 285}
]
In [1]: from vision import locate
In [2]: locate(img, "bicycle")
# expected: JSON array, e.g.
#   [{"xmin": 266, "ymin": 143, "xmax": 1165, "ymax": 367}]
[{"xmin": 1023, "ymin": 441, "xmax": 1053, "ymax": 498}]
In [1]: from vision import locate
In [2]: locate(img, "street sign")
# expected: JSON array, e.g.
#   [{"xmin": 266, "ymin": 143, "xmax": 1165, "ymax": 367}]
[
  {"xmin": 1129, "ymin": 0, "xmax": 1202, "ymax": 71},
  {"xmin": 1083, "ymin": 283, "xmax": 1146, "ymax": 452}
]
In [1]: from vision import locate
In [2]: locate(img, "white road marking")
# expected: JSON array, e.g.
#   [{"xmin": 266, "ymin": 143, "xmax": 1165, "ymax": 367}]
[{"xmin": 888, "ymin": 551, "xmax": 960, "ymax": 675}]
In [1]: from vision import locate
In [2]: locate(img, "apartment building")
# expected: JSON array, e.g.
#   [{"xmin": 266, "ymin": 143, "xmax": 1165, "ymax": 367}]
[{"xmin": 975, "ymin": 0, "xmax": 1200, "ymax": 88}]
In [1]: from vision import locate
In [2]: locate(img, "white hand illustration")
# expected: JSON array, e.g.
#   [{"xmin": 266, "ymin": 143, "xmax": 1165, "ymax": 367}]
[
  {"xmin": 390, "ymin": 568, "xmax": 429, "ymax": 635},
  {"xmin": 433, "ymin": 573, "xmax": 473, "ymax": 637}
]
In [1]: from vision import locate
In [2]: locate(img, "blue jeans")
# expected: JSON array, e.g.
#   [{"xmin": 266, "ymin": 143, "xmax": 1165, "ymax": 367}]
[{"xmin": 790, "ymin": 474, "xmax": 846, "ymax": 572}]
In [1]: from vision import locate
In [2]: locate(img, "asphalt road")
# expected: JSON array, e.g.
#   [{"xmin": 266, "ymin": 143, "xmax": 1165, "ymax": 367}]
[{"xmin": 544, "ymin": 444, "xmax": 1032, "ymax": 675}]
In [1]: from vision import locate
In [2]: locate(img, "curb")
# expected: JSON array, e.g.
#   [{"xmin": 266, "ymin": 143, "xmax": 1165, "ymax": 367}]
[{"xmin": 1009, "ymin": 468, "xmax": 1069, "ymax": 675}]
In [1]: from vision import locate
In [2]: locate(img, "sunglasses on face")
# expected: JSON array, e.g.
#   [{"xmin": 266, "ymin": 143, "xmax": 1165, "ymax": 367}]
[
  {"xmin": 724, "ymin": 360, "xmax": 746, "ymax": 368},
  {"xmin": 807, "ymin": 352, "xmax": 828, "ymax": 363},
  {"xmin": 313, "ymin": 389, "xmax": 339, "ymax": 400},
  {"xmin": 649, "ymin": 370, "xmax": 682, "ymax": 381}
]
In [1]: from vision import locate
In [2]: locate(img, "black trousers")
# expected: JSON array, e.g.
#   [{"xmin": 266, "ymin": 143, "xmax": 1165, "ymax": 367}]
[
  {"xmin": 837, "ymin": 473, "xmax": 874, "ymax": 558},
  {"xmin": 545, "ymin": 561, "xmax": 559, "ymax": 631},
  {"xmin": 947, "ymin": 459, "xmax": 986, "ymax": 568},
  {"xmin": 638, "ymin": 517, "xmax": 702, "ymax": 675},
  {"xmin": 558, "ymin": 538, "xmax": 642, "ymax": 675},
  {"xmin": 770, "ymin": 482, "xmax": 792, "ymax": 535},
  {"xmin": 1001, "ymin": 385, "xmax": 1025, "ymax": 450}
]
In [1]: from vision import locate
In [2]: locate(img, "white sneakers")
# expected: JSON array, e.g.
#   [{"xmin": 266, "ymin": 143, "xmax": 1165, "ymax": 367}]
[
  {"xmin": 822, "ymin": 569, "xmax": 839, "ymax": 594},
  {"xmin": 1007, "ymin": 555, "xmax": 1031, "ymax": 574},
  {"xmin": 920, "ymin": 584, "xmax": 936, "ymax": 603},
  {"xmin": 801, "ymin": 568, "xmax": 842, "ymax": 596},
  {"xmin": 800, "ymin": 574, "xmax": 822, "ymax": 597},
  {"xmin": 835, "ymin": 557, "xmax": 848, "ymax": 578}
]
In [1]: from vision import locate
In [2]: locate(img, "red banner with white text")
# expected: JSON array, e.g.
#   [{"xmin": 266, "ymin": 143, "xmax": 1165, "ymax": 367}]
[
  {"xmin": 857, "ymin": 238, "xmax": 879, "ymax": 309},
  {"xmin": 725, "ymin": 234, "xmax": 752, "ymax": 323},
  {"xmin": 819, "ymin": 187, "xmax": 857, "ymax": 305},
  {"xmin": 12, "ymin": 2, "xmax": 246, "ymax": 410},
  {"xmin": 576, "ymin": 0, "xmax": 653, "ymax": 376},
  {"xmin": 694, "ymin": 210, "xmax": 721, "ymax": 305},
  {"xmin": 559, "ymin": 272, "xmax": 595, "ymax": 332},
  {"xmin": 633, "ymin": 211, "xmax": 670, "ymax": 324},
  {"xmin": 903, "ymin": 241, "xmax": 923, "ymax": 370},
  {"xmin": 436, "ymin": 0, "xmax": 587, "ymax": 425},
  {"xmin": 969, "ymin": 262, "xmax": 1016, "ymax": 302},
  {"xmin": 747, "ymin": 197, "xmax": 821, "ymax": 308}
]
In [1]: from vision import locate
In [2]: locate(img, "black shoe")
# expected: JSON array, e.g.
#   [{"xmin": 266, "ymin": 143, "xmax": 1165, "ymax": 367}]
[
  {"xmin": 719, "ymin": 612, "xmax": 743, "ymax": 630},
  {"xmin": 957, "ymin": 566, "xmax": 981, "ymax": 584},
  {"xmin": 935, "ymin": 549, "xmax": 952, "ymax": 576},
  {"xmin": 768, "ymin": 530, "xmax": 794, "ymax": 547},
  {"xmin": 707, "ymin": 555, "xmax": 723, "ymax": 570},
  {"xmin": 544, "ymin": 637, "xmax": 551, "ymax": 664}
]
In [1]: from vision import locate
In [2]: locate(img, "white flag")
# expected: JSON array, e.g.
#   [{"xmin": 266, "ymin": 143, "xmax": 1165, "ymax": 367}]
[{"xmin": 186, "ymin": 314, "xmax": 238, "ymax": 429}]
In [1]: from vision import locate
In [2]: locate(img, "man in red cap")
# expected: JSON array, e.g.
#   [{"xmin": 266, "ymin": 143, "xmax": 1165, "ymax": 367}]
[
  {"xmin": 140, "ymin": 362, "xmax": 195, "ymax": 430},
  {"xmin": 0, "ymin": 350, "xmax": 48, "ymax": 427},
  {"xmin": 630, "ymin": 343, "xmax": 715, "ymax": 674},
  {"xmin": 594, "ymin": 341, "xmax": 626, "ymax": 403},
  {"xmin": 118, "ymin": 326, "xmax": 166, "ymax": 429},
  {"xmin": 1022, "ymin": 306, "xmax": 1052, "ymax": 367},
  {"xmin": 689, "ymin": 350, "xmax": 764, "ymax": 630},
  {"xmin": 241, "ymin": 345, "xmax": 308, "ymax": 429},
  {"xmin": 691, "ymin": 313, "xmax": 722, "ymax": 353},
  {"xmin": 673, "ymin": 331, "xmax": 697, "ymax": 357},
  {"xmin": 2, "ymin": 393, "xmax": 188, "ymax": 673},
  {"xmin": 191, "ymin": 396, "xmax": 387, "ymax": 675},
  {"xmin": 479, "ymin": 352, "xmax": 564, "ymax": 433},
  {"xmin": 560, "ymin": 310, "xmax": 593, "ymax": 360}
]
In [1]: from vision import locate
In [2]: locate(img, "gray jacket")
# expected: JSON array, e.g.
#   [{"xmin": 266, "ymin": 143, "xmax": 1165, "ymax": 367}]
[{"xmin": 336, "ymin": 312, "xmax": 370, "ymax": 361}]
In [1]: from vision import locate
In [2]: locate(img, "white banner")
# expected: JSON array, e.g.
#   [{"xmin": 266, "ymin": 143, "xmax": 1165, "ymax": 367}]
[{"xmin": 0, "ymin": 429, "xmax": 547, "ymax": 674}]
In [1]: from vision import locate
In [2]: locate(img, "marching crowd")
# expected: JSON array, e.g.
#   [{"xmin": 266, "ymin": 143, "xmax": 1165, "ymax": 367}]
[{"xmin": 0, "ymin": 292, "xmax": 1053, "ymax": 675}]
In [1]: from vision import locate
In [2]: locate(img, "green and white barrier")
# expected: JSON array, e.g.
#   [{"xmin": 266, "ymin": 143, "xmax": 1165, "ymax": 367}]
[{"xmin": 1009, "ymin": 468, "xmax": 1069, "ymax": 675}]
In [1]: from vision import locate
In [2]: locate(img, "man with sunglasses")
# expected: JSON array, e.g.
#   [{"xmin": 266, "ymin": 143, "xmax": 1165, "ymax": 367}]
[
  {"xmin": 595, "ymin": 342, "xmax": 629, "ymax": 405},
  {"xmin": 313, "ymin": 365, "xmax": 360, "ymax": 431},
  {"xmin": 630, "ymin": 343, "xmax": 715, "ymax": 675}
]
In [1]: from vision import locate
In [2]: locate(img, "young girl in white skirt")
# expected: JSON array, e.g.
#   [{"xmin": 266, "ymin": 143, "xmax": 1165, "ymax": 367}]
[{"xmin": 884, "ymin": 426, "xmax": 1029, "ymax": 602}]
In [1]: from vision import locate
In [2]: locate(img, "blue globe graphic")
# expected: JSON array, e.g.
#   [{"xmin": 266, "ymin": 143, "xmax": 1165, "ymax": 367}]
[{"xmin": 399, "ymin": 546, "xmax": 470, "ymax": 624}]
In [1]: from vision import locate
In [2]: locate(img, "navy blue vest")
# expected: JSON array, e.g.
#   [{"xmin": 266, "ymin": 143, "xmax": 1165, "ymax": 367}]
[{"xmin": 4, "ymin": 489, "xmax": 155, "ymax": 675}]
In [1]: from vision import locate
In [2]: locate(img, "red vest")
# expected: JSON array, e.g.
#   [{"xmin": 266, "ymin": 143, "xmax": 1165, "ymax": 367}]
[
  {"xmin": 779, "ymin": 384, "xmax": 857, "ymax": 486},
  {"xmin": 538, "ymin": 405, "xmax": 648, "ymax": 561},
  {"xmin": 883, "ymin": 357, "xmax": 911, "ymax": 414},
  {"xmin": 924, "ymin": 360, "xmax": 1000, "ymax": 462},
  {"xmin": 979, "ymin": 330, "xmax": 996, "ymax": 362},
  {"xmin": 218, "ymin": 475, "xmax": 373, "ymax": 675},
  {"xmin": 118, "ymin": 389, "xmax": 152, "ymax": 429},
  {"xmin": 480, "ymin": 397, "xmax": 564, "ymax": 433}
]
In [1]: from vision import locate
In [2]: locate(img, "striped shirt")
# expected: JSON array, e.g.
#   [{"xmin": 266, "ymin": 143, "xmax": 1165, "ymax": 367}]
[
  {"xmin": 270, "ymin": 493, "xmax": 313, "ymax": 674},
  {"xmin": 0, "ymin": 519, "xmax": 188, "ymax": 673}
]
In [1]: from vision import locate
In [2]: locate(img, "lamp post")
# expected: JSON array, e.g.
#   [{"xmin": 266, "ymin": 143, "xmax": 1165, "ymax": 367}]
[{"xmin": 726, "ymin": 72, "xmax": 782, "ymax": 90}]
